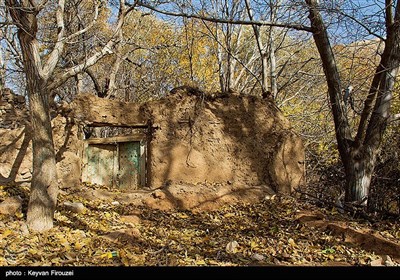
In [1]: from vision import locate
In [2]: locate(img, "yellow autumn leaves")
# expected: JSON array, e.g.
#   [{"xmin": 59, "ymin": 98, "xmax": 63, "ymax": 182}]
[{"xmin": 0, "ymin": 183, "xmax": 393, "ymax": 266}]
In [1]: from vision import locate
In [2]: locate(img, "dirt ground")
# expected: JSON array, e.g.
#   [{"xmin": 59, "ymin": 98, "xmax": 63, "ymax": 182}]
[
  {"xmin": 76, "ymin": 180, "xmax": 276, "ymax": 212},
  {"xmin": 72, "ymin": 182, "xmax": 400, "ymax": 266},
  {"xmin": 2, "ymin": 181, "xmax": 399, "ymax": 267}
]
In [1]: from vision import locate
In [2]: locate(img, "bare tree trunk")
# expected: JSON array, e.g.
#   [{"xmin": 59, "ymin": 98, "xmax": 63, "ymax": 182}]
[
  {"xmin": 27, "ymin": 91, "xmax": 58, "ymax": 231},
  {"xmin": 244, "ymin": 0, "xmax": 269, "ymax": 96},
  {"xmin": 11, "ymin": 4, "xmax": 58, "ymax": 231},
  {"xmin": 269, "ymin": 30, "xmax": 277, "ymax": 97},
  {"xmin": 75, "ymin": 73, "xmax": 84, "ymax": 94},
  {"xmin": 0, "ymin": 52, "xmax": 5, "ymax": 90},
  {"xmin": 268, "ymin": 1, "xmax": 278, "ymax": 97},
  {"xmin": 306, "ymin": 0, "xmax": 400, "ymax": 207},
  {"xmin": 346, "ymin": 0, "xmax": 400, "ymax": 205},
  {"xmin": 225, "ymin": 24, "xmax": 234, "ymax": 92},
  {"xmin": 183, "ymin": 18, "xmax": 195, "ymax": 83},
  {"xmin": 214, "ymin": 23, "xmax": 226, "ymax": 92},
  {"xmin": 344, "ymin": 147, "xmax": 374, "ymax": 205},
  {"xmin": 305, "ymin": 0, "xmax": 369, "ymax": 206},
  {"xmin": 6, "ymin": 0, "xmax": 133, "ymax": 231},
  {"xmin": 260, "ymin": 51, "xmax": 269, "ymax": 95}
]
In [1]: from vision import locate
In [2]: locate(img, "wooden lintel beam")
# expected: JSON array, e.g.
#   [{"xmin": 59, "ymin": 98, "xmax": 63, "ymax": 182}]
[
  {"xmin": 85, "ymin": 134, "xmax": 146, "ymax": 144},
  {"xmin": 85, "ymin": 122, "xmax": 148, "ymax": 128}
]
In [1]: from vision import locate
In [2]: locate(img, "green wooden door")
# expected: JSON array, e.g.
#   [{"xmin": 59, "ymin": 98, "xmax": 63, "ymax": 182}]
[
  {"xmin": 84, "ymin": 144, "xmax": 117, "ymax": 187},
  {"xmin": 118, "ymin": 141, "xmax": 140, "ymax": 189}
]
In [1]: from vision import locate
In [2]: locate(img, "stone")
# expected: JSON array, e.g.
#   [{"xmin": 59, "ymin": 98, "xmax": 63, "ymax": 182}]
[
  {"xmin": 120, "ymin": 215, "xmax": 140, "ymax": 225},
  {"xmin": 63, "ymin": 201, "xmax": 86, "ymax": 214},
  {"xmin": 0, "ymin": 196, "xmax": 23, "ymax": 215},
  {"xmin": 251, "ymin": 253, "xmax": 265, "ymax": 261},
  {"xmin": 152, "ymin": 190, "xmax": 166, "ymax": 199},
  {"xmin": 19, "ymin": 221, "xmax": 29, "ymax": 236},
  {"xmin": 226, "ymin": 241, "xmax": 239, "ymax": 254}
]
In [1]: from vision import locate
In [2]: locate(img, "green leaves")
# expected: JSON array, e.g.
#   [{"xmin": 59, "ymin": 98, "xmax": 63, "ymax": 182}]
[{"xmin": 321, "ymin": 248, "xmax": 336, "ymax": 254}]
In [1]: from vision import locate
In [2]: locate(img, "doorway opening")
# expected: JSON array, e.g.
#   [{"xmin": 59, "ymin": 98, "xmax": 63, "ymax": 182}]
[{"xmin": 82, "ymin": 135, "xmax": 147, "ymax": 189}]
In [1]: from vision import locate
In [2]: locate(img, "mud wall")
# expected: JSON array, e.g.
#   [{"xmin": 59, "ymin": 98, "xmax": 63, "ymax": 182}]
[
  {"xmin": 1, "ymin": 89, "xmax": 305, "ymax": 194},
  {"xmin": 0, "ymin": 88, "xmax": 29, "ymax": 129},
  {"xmin": 0, "ymin": 115, "xmax": 82, "ymax": 188},
  {"xmin": 0, "ymin": 88, "xmax": 82, "ymax": 187},
  {"xmin": 141, "ymin": 89, "xmax": 305, "ymax": 193}
]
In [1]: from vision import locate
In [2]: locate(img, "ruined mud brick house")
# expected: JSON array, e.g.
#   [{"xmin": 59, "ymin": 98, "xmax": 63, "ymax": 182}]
[{"xmin": 0, "ymin": 87, "xmax": 305, "ymax": 198}]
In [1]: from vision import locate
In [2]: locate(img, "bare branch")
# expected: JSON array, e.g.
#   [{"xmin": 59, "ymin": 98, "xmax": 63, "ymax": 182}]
[
  {"xmin": 85, "ymin": 67, "xmax": 104, "ymax": 97},
  {"xmin": 354, "ymin": 70, "xmax": 382, "ymax": 144},
  {"xmin": 105, "ymin": 21, "xmax": 125, "ymax": 99},
  {"xmin": 305, "ymin": 0, "xmax": 352, "ymax": 145},
  {"xmin": 332, "ymin": 8, "xmax": 385, "ymax": 41},
  {"xmin": 386, "ymin": 0, "xmax": 394, "ymax": 28},
  {"xmin": 47, "ymin": 0, "xmax": 135, "ymax": 91},
  {"xmin": 42, "ymin": 0, "xmax": 65, "ymax": 80},
  {"xmin": 355, "ymin": 1, "xmax": 400, "ymax": 145},
  {"xmin": 65, "ymin": 1, "xmax": 100, "ymax": 42},
  {"xmin": 244, "ymin": 0, "xmax": 268, "ymax": 94},
  {"xmin": 389, "ymin": 113, "xmax": 400, "ymax": 122},
  {"xmin": 134, "ymin": 1, "xmax": 312, "ymax": 32},
  {"xmin": 33, "ymin": 0, "xmax": 49, "ymax": 13}
]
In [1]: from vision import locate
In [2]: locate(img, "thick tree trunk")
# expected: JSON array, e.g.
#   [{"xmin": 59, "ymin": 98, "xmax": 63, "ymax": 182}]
[
  {"xmin": 305, "ymin": 0, "xmax": 400, "ymax": 207},
  {"xmin": 6, "ymin": 0, "xmax": 128, "ymax": 231},
  {"xmin": 14, "ymin": 11, "xmax": 59, "ymax": 232},
  {"xmin": 27, "ymin": 92, "xmax": 58, "ymax": 232},
  {"xmin": 346, "ymin": 0, "xmax": 400, "ymax": 206},
  {"xmin": 344, "ymin": 147, "xmax": 375, "ymax": 206}
]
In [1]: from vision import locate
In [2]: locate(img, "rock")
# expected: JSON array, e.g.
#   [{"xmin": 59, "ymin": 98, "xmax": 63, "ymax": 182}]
[
  {"xmin": 371, "ymin": 256, "xmax": 384, "ymax": 266},
  {"xmin": 370, "ymin": 255, "xmax": 396, "ymax": 266},
  {"xmin": 295, "ymin": 210, "xmax": 325, "ymax": 223},
  {"xmin": 382, "ymin": 255, "xmax": 396, "ymax": 266},
  {"xmin": 152, "ymin": 190, "xmax": 166, "ymax": 199},
  {"xmin": 102, "ymin": 228, "xmax": 141, "ymax": 242},
  {"xmin": 63, "ymin": 201, "xmax": 86, "ymax": 214},
  {"xmin": 264, "ymin": 194, "xmax": 276, "ymax": 200},
  {"xmin": 251, "ymin": 253, "xmax": 265, "ymax": 261},
  {"xmin": 0, "ymin": 196, "xmax": 23, "ymax": 215},
  {"xmin": 19, "ymin": 221, "xmax": 29, "ymax": 236},
  {"xmin": 120, "ymin": 215, "xmax": 140, "ymax": 225},
  {"xmin": 226, "ymin": 241, "xmax": 239, "ymax": 254}
]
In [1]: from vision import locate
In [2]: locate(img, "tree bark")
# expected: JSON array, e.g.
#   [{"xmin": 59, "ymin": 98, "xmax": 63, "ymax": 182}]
[
  {"xmin": 344, "ymin": 147, "xmax": 374, "ymax": 206},
  {"xmin": 27, "ymin": 91, "xmax": 58, "ymax": 231},
  {"xmin": 8, "ymin": 0, "xmax": 59, "ymax": 231}
]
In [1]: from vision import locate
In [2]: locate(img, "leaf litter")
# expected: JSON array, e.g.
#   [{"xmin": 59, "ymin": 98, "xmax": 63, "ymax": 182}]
[{"xmin": 0, "ymin": 183, "xmax": 399, "ymax": 266}]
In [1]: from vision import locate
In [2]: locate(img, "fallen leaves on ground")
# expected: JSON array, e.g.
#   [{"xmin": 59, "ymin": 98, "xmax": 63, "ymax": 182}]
[{"xmin": 0, "ymin": 183, "xmax": 399, "ymax": 266}]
